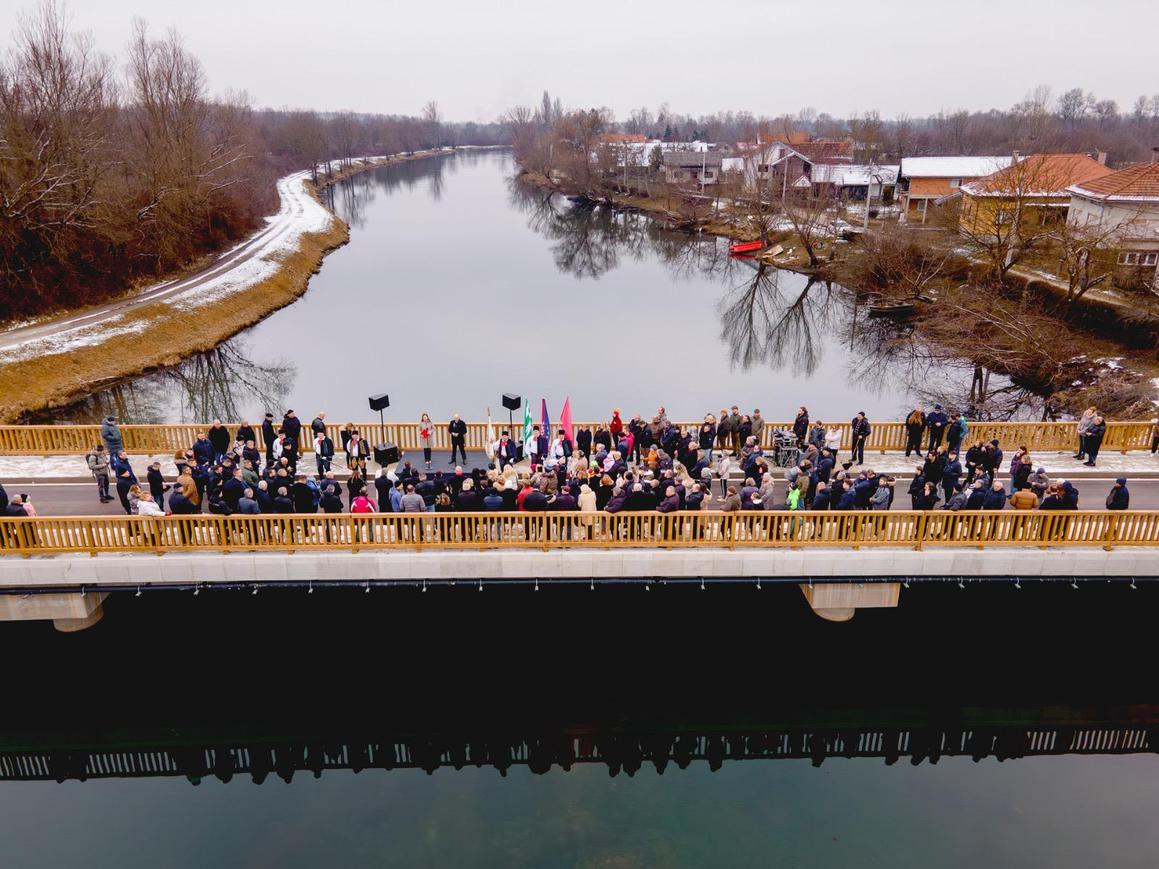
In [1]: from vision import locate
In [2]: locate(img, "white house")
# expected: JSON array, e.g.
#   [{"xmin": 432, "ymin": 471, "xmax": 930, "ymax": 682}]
[
  {"xmin": 898, "ymin": 155, "xmax": 1015, "ymax": 222},
  {"xmin": 809, "ymin": 164, "xmax": 900, "ymax": 202},
  {"xmin": 1067, "ymin": 157, "xmax": 1159, "ymax": 290}
]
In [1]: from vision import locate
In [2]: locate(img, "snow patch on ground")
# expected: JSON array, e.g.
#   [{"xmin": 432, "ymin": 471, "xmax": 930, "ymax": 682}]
[{"xmin": 0, "ymin": 170, "xmax": 336, "ymax": 364}]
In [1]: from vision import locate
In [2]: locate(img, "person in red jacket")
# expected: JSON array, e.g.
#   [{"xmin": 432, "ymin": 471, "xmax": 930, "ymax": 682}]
[{"xmin": 609, "ymin": 409, "xmax": 624, "ymax": 439}]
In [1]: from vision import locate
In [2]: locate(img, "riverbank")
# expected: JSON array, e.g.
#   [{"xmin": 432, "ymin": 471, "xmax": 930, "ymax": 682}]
[
  {"xmin": 517, "ymin": 169, "xmax": 1159, "ymax": 415},
  {"xmin": 0, "ymin": 150, "xmax": 455, "ymax": 423}
]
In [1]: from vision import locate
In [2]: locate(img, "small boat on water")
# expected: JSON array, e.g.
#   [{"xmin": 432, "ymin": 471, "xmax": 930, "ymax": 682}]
[
  {"xmin": 729, "ymin": 240, "xmax": 764, "ymax": 254},
  {"xmin": 867, "ymin": 294, "xmax": 932, "ymax": 316},
  {"xmin": 867, "ymin": 300, "xmax": 917, "ymax": 316}
]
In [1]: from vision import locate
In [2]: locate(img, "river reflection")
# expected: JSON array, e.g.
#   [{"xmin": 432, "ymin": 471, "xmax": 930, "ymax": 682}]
[
  {"xmin": 1, "ymin": 584, "xmax": 1157, "ymax": 867},
  {"xmin": 29, "ymin": 338, "xmax": 294, "ymax": 424},
  {"xmin": 54, "ymin": 151, "xmax": 1039, "ymax": 424}
]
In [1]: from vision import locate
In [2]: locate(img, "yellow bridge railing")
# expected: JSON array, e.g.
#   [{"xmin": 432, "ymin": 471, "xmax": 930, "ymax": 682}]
[
  {"xmin": 1, "ymin": 511, "xmax": 1156, "ymax": 556},
  {"xmin": 0, "ymin": 420, "xmax": 1155, "ymax": 456}
]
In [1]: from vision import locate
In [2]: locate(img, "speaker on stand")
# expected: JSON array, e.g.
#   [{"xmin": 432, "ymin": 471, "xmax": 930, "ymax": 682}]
[{"xmin": 368, "ymin": 393, "xmax": 391, "ymax": 467}]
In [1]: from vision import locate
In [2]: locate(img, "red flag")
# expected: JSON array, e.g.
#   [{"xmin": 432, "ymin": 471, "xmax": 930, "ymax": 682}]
[{"xmin": 560, "ymin": 397, "xmax": 574, "ymax": 445}]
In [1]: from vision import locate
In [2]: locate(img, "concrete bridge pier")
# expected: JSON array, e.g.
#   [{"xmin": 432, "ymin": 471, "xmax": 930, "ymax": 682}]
[
  {"xmin": 800, "ymin": 582, "xmax": 900, "ymax": 622},
  {"xmin": 0, "ymin": 591, "xmax": 108, "ymax": 632}
]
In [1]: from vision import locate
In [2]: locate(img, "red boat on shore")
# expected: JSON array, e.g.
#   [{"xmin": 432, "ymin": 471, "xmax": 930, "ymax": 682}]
[{"xmin": 728, "ymin": 240, "xmax": 763, "ymax": 254}]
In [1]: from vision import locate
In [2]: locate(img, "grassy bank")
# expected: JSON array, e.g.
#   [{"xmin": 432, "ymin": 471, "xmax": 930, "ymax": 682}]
[{"xmin": 0, "ymin": 151, "xmax": 453, "ymax": 423}]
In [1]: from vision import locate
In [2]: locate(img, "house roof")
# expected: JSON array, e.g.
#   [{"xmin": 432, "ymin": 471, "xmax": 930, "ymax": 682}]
[
  {"xmin": 961, "ymin": 153, "xmax": 1113, "ymax": 198},
  {"xmin": 810, "ymin": 164, "xmax": 899, "ymax": 186},
  {"xmin": 662, "ymin": 151, "xmax": 723, "ymax": 168},
  {"xmin": 794, "ymin": 140, "xmax": 854, "ymax": 164},
  {"xmin": 600, "ymin": 133, "xmax": 648, "ymax": 144},
  {"xmin": 1068, "ymin": 161, "xmax": 1159, "ymax": 201},
  {"xmin": 900, "ymin": 156, "xmax": 1014, "ymax": 179}
]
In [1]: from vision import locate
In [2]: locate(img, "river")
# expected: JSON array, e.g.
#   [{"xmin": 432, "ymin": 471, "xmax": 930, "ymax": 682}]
[
  {"xmin": 1, "ymin": 582, "xmax": 1157, "ymax": 867},
  {"xmin": 43, "ymin": 149, "xmax": 1029, "ymax": 426}
]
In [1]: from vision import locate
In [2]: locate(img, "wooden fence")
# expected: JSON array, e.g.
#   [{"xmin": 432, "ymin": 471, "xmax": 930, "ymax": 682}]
[
  {"xmin": 0, "ymin": 419, "xmax": 1155, "ymax": 456},
  {"xmin": 1, "ymin": 510, "xmax": 1156, "ymax": 556}
]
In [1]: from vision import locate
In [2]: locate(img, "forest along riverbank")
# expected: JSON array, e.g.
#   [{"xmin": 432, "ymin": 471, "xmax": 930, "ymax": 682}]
[{"xmin": 0, "ymin": 149, "xmax": 462, "ymax": 424}]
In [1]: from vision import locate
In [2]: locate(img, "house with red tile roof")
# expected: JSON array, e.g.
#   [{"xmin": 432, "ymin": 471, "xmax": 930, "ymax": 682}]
[
  {"xmin": 1068, "ymin": 156, "xmax": 1159, "ymax": 290},
  {"xmin": 958, "ymin": 153, "xmax": 1113, "ymax": 239}
]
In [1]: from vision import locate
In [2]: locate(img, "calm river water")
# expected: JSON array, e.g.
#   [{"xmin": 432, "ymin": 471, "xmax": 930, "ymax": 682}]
[
  {"xmin": 51, "ymin": 149, "xmax": 1005, "ymax": 426},
  {"xmin": 2, "ymin": 583, "xmax": 1158, "ymax": 867}
]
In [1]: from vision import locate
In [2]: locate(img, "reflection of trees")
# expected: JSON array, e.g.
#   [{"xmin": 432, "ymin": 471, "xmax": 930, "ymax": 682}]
[
  {"xmin": 510, "ymin": 178, "xmax": 729, "ymax": 281},
  {"xmin": 162, "ymin": 342, "xmax": 294, "ymax": 422},
  {"xmin": 717, "ymin": 265, "xmax": 843, "ymax": 376},
  {"xmin": 39, "ymin": 339, "xmax": 294, "ymax": 424},
  {"xmin": 844, "ymin": 315, "xmax": 1045, "ymax": 420}
]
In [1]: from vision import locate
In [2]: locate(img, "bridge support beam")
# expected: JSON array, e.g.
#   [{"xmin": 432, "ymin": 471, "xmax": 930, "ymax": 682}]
[
  {"xmin": 0, "ymin": 592, "xmax": 108, "ymax": 632},
  {"xmin": 800, "ymin": 582, "xmax": 900, "ymax": 622}
]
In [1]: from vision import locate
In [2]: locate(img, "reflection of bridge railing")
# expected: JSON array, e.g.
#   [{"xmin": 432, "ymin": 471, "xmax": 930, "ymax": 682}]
[
  {"xmin": 2, "ymin": 724, "xmax": 1155, "ymax": 783},
  {"xmin": 2, "ymin": 510, "xmax": 1157, "ymax": 556},
  {"xmin": 1, "ymin": 419, "xmax": 1155, "ymax": 455}
]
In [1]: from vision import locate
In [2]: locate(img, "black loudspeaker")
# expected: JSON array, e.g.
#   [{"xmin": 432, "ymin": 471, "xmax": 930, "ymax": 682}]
[
  {"xmin": 502, "ymin": 393, "xmax": 522, "ymax": 412},
  {"xmin": 368, "ymin": 393, "xmax": 390, "ymax": 412},
  {"xmin": 374, "ymin": 443, "xmax": 400, "ymax": 466}
]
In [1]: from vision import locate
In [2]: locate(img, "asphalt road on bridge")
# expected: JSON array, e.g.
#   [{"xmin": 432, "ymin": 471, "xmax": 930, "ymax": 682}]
[{"xmin": 11, "ymin": 477, "xmax": 1156, "ymax": 517}]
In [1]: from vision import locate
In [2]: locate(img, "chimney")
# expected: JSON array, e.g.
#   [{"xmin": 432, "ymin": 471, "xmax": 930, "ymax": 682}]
[
  {"xmin": 1096, "ymin": 150, "xmax": 1107, "ymax": 166},
  {"xmin": 1012, "ymin": 150, "xmax": 1021, "ymax": 163},
  {"xmin": 1152, "ymin": 147, "xmax": 1159, "ymax": 164}
]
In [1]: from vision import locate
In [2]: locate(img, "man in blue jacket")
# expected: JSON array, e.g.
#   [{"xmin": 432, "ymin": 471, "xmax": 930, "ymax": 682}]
[{"xmin": 925, "ymin": 404, "xmax": 949, "ymax": 452}]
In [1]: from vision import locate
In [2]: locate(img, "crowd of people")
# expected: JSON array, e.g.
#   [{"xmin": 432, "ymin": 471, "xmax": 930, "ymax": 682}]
[{"xmin": 26, "ymin": 403, "xmax": 1145, "ymax": 524}]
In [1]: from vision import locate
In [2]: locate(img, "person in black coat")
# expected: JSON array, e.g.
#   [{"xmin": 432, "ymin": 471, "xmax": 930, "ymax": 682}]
[
  {"xmin": 374, "ymin": 474, "xmax": 394, "ymax": 513},
  {"xmin": 941, "ymin": 453, "xmax": 963, "ymax": 505},
  {"xmin": 925, "ymin": 404, "xmax": 949, "ymax": 451},
  {"xmin": 850, "ymin": 413, "xmax": 871, "ymax": 465},
  {"xmin": 168, "ymin": 486, "xmax": 197, "ymax": 515},
  {"xmin": 261, "ymin": 413, "xmax": 277, "ymax": 464},
  {"xmin": 321, "ymin": 490, "xmax": 344, "ymax": 513},
  {"xmin": 1084, "ymin": 417, "xmax": 1107, "ymax": 467},
  {"xmin": 922, "ymin": 450, "xmax": 945, "ymax": 487},
  {"xmin": 254, "ymin": 482, "xmax": 274, "ymax": 514},
  {"xmin": 793, "ymin": 407, "xmax": 809, "ymax": 448},
  {"xmin": 908, "ymin": 468, "xmax": 927, "ymax": 510},
  {"xmin": 207, "ymin": 422, "xmax": 232, "ymax": 460},
  {"xmin": 223, "ymin": 470, "xmax": 247, "ymax": 512},
  {"xmin": 291, "ymin": 478, "xmax": 316, "ymax": 513},
  {"xmin": 1105, "ymin": 478, "xmax": 1129, "ymax": 510},
  {"xmin": 448, "ymin": 414, "xmax": 468, "ymax": 465},
  {"xmin": 273, "ymin": 487, "xmax": 294, "ymax": 514},
  {"xmin": 115, "ymin": 469, "xmax": 135, "ymax": 514},
  {"xmin": 281, "ymin": 410, "xmax": 302, "ymax": 445},
  {"xmin": 904, "ymin": 407, "xmax": 925, "ymax": 457},
  {"xmin": 575, "ymin": 427, "xmax": 592, "ymax": 459},
  {"xmin": 983, "ymin": 482, "xmax": 1007, "ymax": 510},
  {"xmin": 147, "ymin": 462, "xmax": 167, "ymax": 509}
]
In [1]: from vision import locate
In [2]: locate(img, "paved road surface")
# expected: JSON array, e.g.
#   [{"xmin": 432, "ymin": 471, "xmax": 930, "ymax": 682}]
[{"xmin": 14, "ymin": 476, "xmax": 1155, "ymax": 517}]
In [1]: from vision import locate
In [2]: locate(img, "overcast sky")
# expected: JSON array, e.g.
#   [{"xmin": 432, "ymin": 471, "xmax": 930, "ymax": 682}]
[{"xmin": 11, "ymin": 0, "xmax": 1157, "ymax": 122}]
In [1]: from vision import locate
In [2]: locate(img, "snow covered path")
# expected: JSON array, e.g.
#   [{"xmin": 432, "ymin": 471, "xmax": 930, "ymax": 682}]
[{"xmin": 0, "ymin": 170, "xmax": 335, "ymax": 362}]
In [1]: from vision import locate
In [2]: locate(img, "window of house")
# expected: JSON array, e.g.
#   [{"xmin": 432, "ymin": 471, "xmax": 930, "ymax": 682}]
[
  {"xmin": 1145, "ymin": 253, "xmax": 1158, "ymax": 266},
  {"xmin": 1118, "ymin": 252, "xmax": 1139, "ymax": 265},
  {"xmin": 948, "ymin": 178, "xmax": 963, "ymax": 188}
]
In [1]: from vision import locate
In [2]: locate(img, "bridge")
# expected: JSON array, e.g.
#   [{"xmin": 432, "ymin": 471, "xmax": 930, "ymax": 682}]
[
  {"xmin": 2, "ymin": 417, "xmax": 1156, "ymax": 455},
  {"xmin": 2, "ymin": 418, "xmax": 1158, "ymax": 630},
  {"xmin": 1, "ymin": 510, "xmax": 1157, "ymax": 629}
]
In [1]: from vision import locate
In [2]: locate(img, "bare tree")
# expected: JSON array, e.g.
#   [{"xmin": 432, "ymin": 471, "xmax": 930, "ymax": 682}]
[
  {"xmin": 851, "ymin": 223, "xmax": 959, "ymax": 300},
  {"xmin": 780, "ymin": 184, "xmax": 835, "ymax": 267}
]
